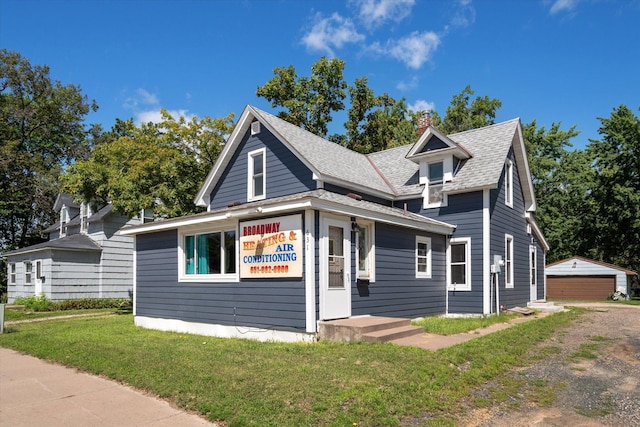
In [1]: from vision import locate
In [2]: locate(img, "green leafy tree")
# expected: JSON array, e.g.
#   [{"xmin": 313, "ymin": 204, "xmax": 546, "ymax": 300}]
[
  {"xmin": 0, "ymin": 49, "xmax": 97, "ymax": 250},
  {"xmin": 431, "ymin": 85, "xmax": 502, "ymax": 134},
  {"xmin": 62, "ymin": 110, "xmax": 235, "ymax": 218},
  {"xmin": 256, "ymin": 57, "xmax": 347, "ymax": 138},
  {"xmin": 586, "ymin": 105, "xmax": 640, "ymax": 272}
]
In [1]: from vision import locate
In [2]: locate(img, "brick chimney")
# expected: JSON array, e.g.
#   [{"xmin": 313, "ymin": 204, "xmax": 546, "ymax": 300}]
[{"xmin": 417, "ymin": 110, "xmax": 433, "ymax": 136}]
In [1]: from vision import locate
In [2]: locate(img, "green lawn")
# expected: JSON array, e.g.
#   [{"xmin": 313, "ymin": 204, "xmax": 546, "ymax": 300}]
[
  {"xmin": 3, "ymin": 307, "xmax": 116, "ymax": 322},
  {"xmin": 412, "ymin": 312, "xmax": 520, "ymax": 335},
  {"xmin": 0, "ymin": 309, "xmax": 584, "ymax": 427}
]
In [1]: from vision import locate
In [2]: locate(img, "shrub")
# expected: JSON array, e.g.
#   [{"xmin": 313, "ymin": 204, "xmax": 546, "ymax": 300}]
[{"xmin": 13, "ymin": 294, "xmax": 54, "ymax": 312}]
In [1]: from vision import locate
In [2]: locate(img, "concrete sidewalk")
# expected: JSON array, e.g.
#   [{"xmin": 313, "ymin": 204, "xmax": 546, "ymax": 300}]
[{"xmin": 0, "ymin": 348, "xmax": 216, "ymax": 427}]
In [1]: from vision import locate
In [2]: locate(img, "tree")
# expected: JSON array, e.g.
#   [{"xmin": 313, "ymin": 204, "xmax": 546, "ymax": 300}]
[
  {"xmin": 431, "ymin": 85, "xmax": 502, "ymax": 134},
  {"xmin": 587, "ymin": 105, "xmax": 640, "ymax": 272},
  {"xmin": 340, "ymin": 76, "xmax": 418, "ymax": 153},
  {"xmin": 62, "ymin": 110, "xmax": 235, "ymax": 219},
  {"xmin": 256, "ymin": 57, "xmax": 347, "ymax": 138},
  {"xmin": 0, "ymin": 49, "xmax": 97, "ymax": 252}
]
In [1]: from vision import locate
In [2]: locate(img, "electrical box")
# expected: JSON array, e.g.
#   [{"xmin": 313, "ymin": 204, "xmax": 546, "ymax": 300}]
[{"xmin": 492, "ymin": 255, "xmax": 503, "ymax": 274}]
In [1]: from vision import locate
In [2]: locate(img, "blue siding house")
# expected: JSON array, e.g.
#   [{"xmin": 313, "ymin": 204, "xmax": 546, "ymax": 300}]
[{"xmin": 122, "ymin": 105, "xmax": 548, "ymax": 342}]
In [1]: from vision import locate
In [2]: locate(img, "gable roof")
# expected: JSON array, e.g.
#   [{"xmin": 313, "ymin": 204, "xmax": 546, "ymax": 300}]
[
  {"xmin": 2, "ymin": 234, "xmax": 102, "ymax": 257},
  {"xmin": 546, "ymin": 256, "xmax": 637, "ymax": 275},
  {"xmin": 405, "ymin": 126, "xmax": 473, "ymax": 161},
  {"xmin": 196, "ymin": 105, "xmax": 536, "ymax": 212}
]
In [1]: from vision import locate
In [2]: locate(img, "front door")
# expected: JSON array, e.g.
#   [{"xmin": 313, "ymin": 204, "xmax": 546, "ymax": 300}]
[
  {"xmin": 34, "ymin": 260, "xmax": 43, "ymax": 296},
  {"xmin": 320, "ymin": 217, "xmax": 351, "ymax": 320}
]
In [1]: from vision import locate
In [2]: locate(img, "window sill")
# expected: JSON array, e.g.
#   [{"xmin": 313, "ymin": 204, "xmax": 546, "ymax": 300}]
[{"xmin": 179, "ymin": 273, "xmax": 239, "ymax": 283}]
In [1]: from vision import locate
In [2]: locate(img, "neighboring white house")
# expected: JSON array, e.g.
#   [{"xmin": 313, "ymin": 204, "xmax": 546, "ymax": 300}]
[
  {"xmin": 546, "ymin": 256, "xmax": 637, "ymax": 300},
  {"xmin": 4, "ymin": 194, "xmax": 141, "ymax": 302}
]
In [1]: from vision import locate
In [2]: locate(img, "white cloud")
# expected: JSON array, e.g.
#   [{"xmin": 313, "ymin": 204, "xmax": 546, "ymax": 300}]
[
  {"xmin": 408, "ymin": 99, "xmax": 436, "ymax": 114},
  {"xmin": 370, "ymin": 31, "xmax": 440, "ymax": 69},
  {"xmin": 136, "ymin": 109, "xmax": 194, "ymax": 126},
  {"xmin": 354, "ymin": 0, "xmax": 414, "ymax": 29},
  {"xmin": 396, "ymin": 76, "xmax": 419, "ymax": 91},
  {"xmin": 301, "ymin": 12, "xmax": 365, "ymax": 56},
  {"xmin": 550, "ymin": 0, "xmax": 581, "ymax": 15},
  {"xmin": 123, "ymin": 88, "xmax": 160, "ymax": 110},
  {"xmin": 450, "ymin": 0, "xmax": 476, "ymax": 28}
]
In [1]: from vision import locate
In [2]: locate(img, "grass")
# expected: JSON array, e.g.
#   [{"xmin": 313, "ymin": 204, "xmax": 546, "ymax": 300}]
[
  {"xmin": 3, "ymin": 307, "xmax": 116, "ymax": 322},
  {"xmin": 0, "ymin": 308, "xmax": 585, "ymax": 426},
  {"xmin": 568, "ymin": 343, "xmax": 600, "ymax": 362},
  {"xmin": 412, "ymin": 312, "xmax": 520, "ymax": 335}
]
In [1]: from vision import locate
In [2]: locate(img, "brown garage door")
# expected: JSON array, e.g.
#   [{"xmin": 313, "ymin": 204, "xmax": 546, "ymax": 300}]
[{"xmin": 547, "ymin": 275, "xmax": 615, "ymax": 300}]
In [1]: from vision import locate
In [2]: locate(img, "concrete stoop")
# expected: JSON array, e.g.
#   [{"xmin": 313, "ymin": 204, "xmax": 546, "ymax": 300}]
[
  {"xmin": 318, "ymin": 316, "xmax": 424, "ymax": 343},
  {"xmin": 527, "ymin": 300, "xmax": 566, "ymax": 312}
]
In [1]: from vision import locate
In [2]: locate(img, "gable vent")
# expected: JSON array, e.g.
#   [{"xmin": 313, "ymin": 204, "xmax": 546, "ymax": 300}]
[{"xmin": 251, "ymin": 121, "xmax": 261, "ymax": 135}]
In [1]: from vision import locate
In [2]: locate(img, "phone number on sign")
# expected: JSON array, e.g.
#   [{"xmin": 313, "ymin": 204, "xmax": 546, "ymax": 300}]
[{"xmin": 249, "ymin": 265, "xmax": 290, "ymax": 274}]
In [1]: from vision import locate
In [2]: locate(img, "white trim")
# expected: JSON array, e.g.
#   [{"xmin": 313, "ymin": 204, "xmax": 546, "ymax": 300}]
[
  {"xmin": 529, "ymin": 245, "xmax": 537, "ymax": 302},
  {"xmin": 483, "ymin": 189, "xmax": 491, "ymax": 314},
  {"xmin": 132, "ymin": 239, "xmax": 137, "ymax": 316},
  {"xmin": 505, "ymin": 159, "xmax": 513, "ymax": 208},
  {"xmin": 505, "ymin": 234, "xmax": 514, "ymax": 288},
  {"xmin": 319, "ymin": 213, "xmax": 352, "ymax": 320},
  {"xmin": 304, "ymin": 209, "xmax": 316, "ymax": 333},
  {"xmin": 415, "ymin": 236, "xmax": 432, "ymax": 279},
  {"xmin": 135, "ymin": 316, "xmax": 315, "ymax": 343},
  {"xmin": 178, "ymin": 223, "xmax": 239, "ymax": 283},
  {"xmin": 355, "ymin": 219, "xmax": 375, "ymax": 282},
  {"xmin": 247, "ymin": 147, "xmax": 266, "ymax": 202},
  {"xmin": 447, "ymin": 237, "xmax": 471, "ymax": 291}
]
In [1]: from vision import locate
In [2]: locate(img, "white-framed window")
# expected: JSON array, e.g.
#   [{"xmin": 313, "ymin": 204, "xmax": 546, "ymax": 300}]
[
  {"xmin": 415, "ymin": 236, "xmax": 432, "ymax": 278},
  {"xmin": 24, "ymin": 261, "xmax": 33, "ymax": 285},
  {"xmin": 247, "ymin": 148, "xmax": 266, "ymax": 201},
  {"xmin": 530, "ymin": 245, "xmax": 536, "ymax": 287},
  {"xmin": 60, "ymin": 206, "xmax": 69, "ymax": 238},
  {"xmin": 356, "ymin": 221, "xmax": 375, "ymax": 281},
  {"xmin": 505, "ymin": 234, "xmax": 514, "ymax": 288},
  {"xmin": 141, "ymin": 207, "xmax": 154, "ymax": 224},
  {"xmin": 179, "ymin": 226, "xmax": 238, "ymax": 282},
  {"xmin": 427, "ymin": 161, "xmax": 444, "ymax": 205},
  {"xmin": 505, "ymin": 159, "xmax": 513, "ymax": 208},
  {"xmin": 9, "ymin": 263, "xmax": 16, "ymax": 284},
  {"xmin": 80, "ymin": 203, "xmax": 89, "ymax": 232},
  {"xmin": 447, "ymin": 237, "xmax": 471, "ymax": 291}
]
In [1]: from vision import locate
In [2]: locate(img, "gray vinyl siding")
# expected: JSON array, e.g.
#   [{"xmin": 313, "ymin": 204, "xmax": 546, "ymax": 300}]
[
  {"xmin": 209, "ymin": 126, "xmax": 316, "ymax": 210},
  {"xmin": 490, "ymin": 150, "xmax": 536, "ymax": 308},
  {"xmin": 50, "ymin": 250, "xmax": 102, "ymax": 300},
  {"xmin": 418, "ymin": 191, "xmax": 485, "ymax": 314},
  {"xmin": 136, "ymin": 228, "xmax": 308, "ymax": 332},
  {"xmin": 351, "ymin": 223, "xmax": 447, "ymax": 318}
]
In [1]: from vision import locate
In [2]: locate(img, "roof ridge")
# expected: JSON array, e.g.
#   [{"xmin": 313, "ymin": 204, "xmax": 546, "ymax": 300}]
[{"xmin": 448, "ymin": 117, "xmax": 520, "ymax": 137}]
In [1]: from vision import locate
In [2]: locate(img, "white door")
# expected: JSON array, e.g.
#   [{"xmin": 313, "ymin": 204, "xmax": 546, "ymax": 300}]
[
  {"xmin": 320, "ymin": 217, "xmax": 351, "ymax": 320},
  {"xmin": 530, "ymin": 246, "xmax": 537, "ymax": 302},
  {"xmin": 34, "ymin": 260, "xmax": 43, "ymax": 296}
]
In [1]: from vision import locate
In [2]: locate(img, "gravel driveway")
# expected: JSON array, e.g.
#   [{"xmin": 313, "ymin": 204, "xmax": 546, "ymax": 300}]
[{"xmin": 465, "ymin": 303, "xmax": 640, "ymax": 427}]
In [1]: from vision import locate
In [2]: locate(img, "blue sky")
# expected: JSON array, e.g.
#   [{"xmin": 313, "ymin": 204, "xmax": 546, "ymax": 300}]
[{"xmin": 2, "ymin": 0, "xmax": 638, "ymax": 150}]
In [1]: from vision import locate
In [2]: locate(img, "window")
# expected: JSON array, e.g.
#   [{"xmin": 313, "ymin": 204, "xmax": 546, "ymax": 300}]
[
  {"xmin": 247, "ymin": 148, "xmax": 266, "ymax": 201},
  {"xmin": 141, "ymin": 207, "xmax": 154, "ymax": 224},
  {"xmin": 448, "ymin": 237, "xmax": 471, "ymax": 290},
  {"xmin": 9, "ymin": 263, "xmax": 16, "ymax": 284},
  {"xmin": 180, "ymin": 229, "xmax": 237, "ymax": 282},
  {"xmin": 505, "ymin": 160, "xmax": 513, "ymax": 208},
  {"xmin": 415, "ymin": 236, "xmax": 432, "ymax": 278},
  {"xmin": 60, "ymin": 206, "xmax": 68, "ymax": 237},
  {"xmin": 505, "ymin": 234, "xmax": 514, "ymax": 288},
  {"xmin": 356, "ymin": 222, "xmax": 375, "ymax": 281},
  {"xmin": 428, "ymin": 161, "xmax": 444, "ymax": 205},
  {"xmin": 530, "ymin": 246, "xmax": 536, "ymax": 286},
  {"xmin": 24, "ymin": 261, "xmax": 33, "ymax": 285},
  {"xmin": 80, "ymin": 203, "xmax": 89, "ymax": 232}
]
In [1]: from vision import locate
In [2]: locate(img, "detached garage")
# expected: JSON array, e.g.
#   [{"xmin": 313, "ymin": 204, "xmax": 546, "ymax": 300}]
[{"xmin": 546, "ymin": 256, "xmax": 636, "ymax": 300}]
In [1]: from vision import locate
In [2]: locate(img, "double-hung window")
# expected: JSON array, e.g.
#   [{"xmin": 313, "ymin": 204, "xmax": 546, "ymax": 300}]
[
  {"xmin": 180, "ymin": 228, "xmax": 237, "ymax": 282},
  {"xmin": 24, "ymin": 261, "xmax": 33, "ymax": 285},
  {"xmin": 428, "ymin": 161, "xmax": 444, "ymax": 205},
  {"xmin": 448, "ymin": 237, "xmax": 471, "ymax": 290},
  {"xmin": 415, "ymin": 236, "xmax": 432, "ymax": 278},
  {"xmin": 356, "ymin": 221, "xmax": 375, "ymax": 281},
  {"xmin": 9, "ymin": 263, "xmax": 16, "ymax": 284},
  {"xmin": 248, "ymin": 148, "xmax": 266, "ymax": 201},
  {"xmin": 505, "ymin": 234, "xmax": 514, "ymax": 288},
  {"xmin": 530, "ymin": 245, "xmax": 537, "ymax": 287}
]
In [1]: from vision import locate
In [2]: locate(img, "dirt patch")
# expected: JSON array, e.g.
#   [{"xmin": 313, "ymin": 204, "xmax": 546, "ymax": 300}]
[{"xmin": 462, "ymin": 303, "xmax": 640, "ymax": 427}]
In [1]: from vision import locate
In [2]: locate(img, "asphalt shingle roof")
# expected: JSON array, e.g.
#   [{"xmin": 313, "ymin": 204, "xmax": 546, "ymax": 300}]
[{"xmin": 2, "ymin": 234, "xmax": 102, "ymax": 257}]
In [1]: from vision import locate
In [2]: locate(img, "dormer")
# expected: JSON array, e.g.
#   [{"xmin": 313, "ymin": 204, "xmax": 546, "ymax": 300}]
[{"xmin": 406, "ymin": 126, "xmax": 473, "ymax": 209}]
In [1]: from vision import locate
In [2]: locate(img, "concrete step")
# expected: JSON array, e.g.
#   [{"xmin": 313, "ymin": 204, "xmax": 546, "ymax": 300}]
[
  {"xmin": 527, "ymin": 301, "xmax": 566, "ymax": 312},
  {"xmin": 318, "ymin": 316, "xmax": 413, "ymax": 343},
  {"xmin": 361, "ymin": 325, "xmax": 425, "ymax": 343}
]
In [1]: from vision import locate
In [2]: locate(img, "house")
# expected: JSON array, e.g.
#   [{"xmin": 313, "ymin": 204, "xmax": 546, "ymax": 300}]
[
  {"xmin": 121, "ymin": 105, "xmax": 548, "ymax": 342},
  {"xmin": 546, "ymin": 256, "xmax": 637, "ymax": 300},
  {"xmin": 4, "ymin": 194, "xmax": 141, "ymax": 302}
]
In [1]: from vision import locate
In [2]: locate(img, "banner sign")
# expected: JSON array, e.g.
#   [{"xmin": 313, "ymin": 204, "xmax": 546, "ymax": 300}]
[{"xmin": 240, "ymin": 214, "xmax": 303, "ymax": 278}]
